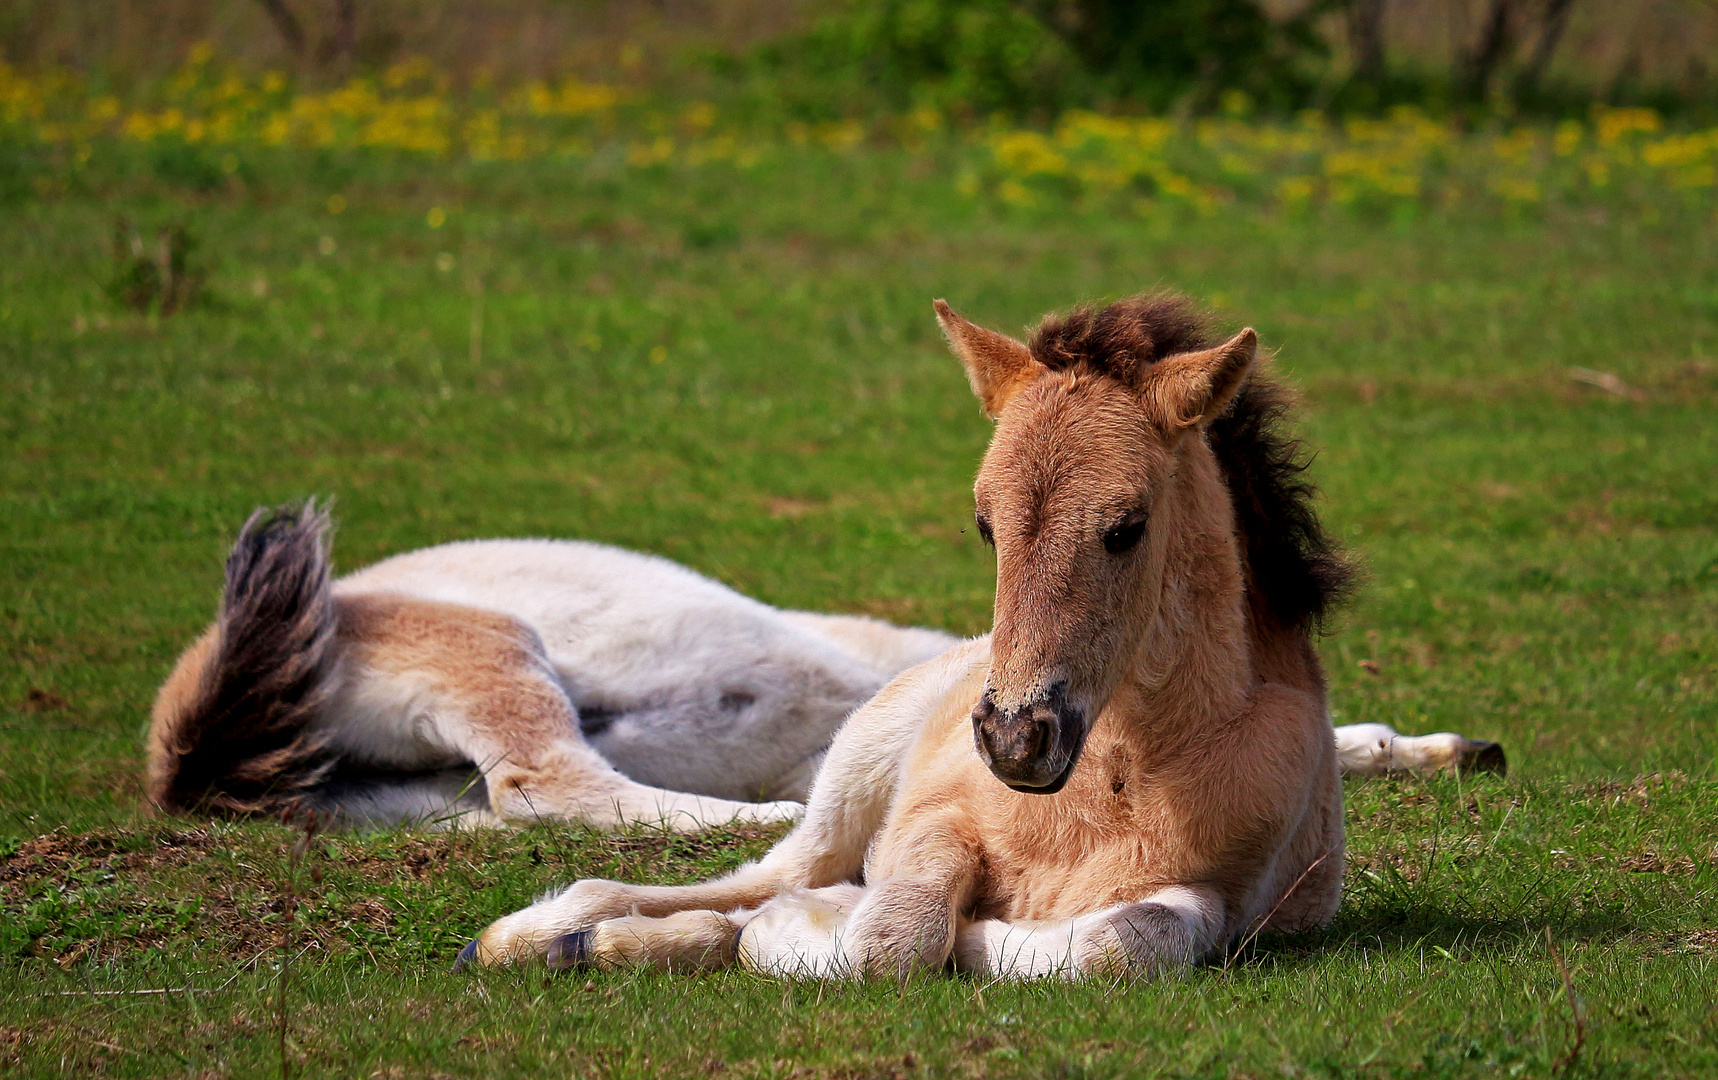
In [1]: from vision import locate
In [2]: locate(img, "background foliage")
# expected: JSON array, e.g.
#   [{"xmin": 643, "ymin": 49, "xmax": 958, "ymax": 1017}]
[{"xmin": 4, "ymin": 0, "xmax": 1718, "ymax": 120}]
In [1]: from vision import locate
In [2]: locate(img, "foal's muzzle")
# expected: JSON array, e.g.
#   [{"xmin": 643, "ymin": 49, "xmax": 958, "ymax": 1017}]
[{"xmin": 971, "ymin": 682, "xmax": 1087, "ymax": 794}]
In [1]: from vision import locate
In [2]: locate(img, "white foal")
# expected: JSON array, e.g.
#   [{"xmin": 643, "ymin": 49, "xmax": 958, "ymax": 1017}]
[{"xmin": 147, "ymin": 504, "xmax": 954, "ymax": 832}]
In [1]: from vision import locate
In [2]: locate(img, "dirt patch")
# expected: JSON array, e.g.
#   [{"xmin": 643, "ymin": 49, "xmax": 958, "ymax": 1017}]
[
  {"xmin": 21, "ymin": 688, "xmax": 73, "ymax": 712},
  {"xmin": 3, "ymin": 825, "xmax": 296, "ymax": 963},
  {"xmin": 0, "ymin": 826, "xmax": 224, "ymax": 894},
  {"xmin": 329, "ymin": 837, "xmax": 467, "ymax": 884},
  {"xmin": 1572, "ymin": 772, "xmax": 1691, "ymax": 808},
  {"xmin": 1618, "ymin": 851, "xmax": 1703, "ymax": 875}
]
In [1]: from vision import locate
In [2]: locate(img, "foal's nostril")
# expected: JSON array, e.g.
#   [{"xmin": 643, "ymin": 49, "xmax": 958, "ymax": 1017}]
[
  {"xmin": 970, "ymin": 692, "xmax": 997, "ymax": 725},
  {"xmin": 975, "ymin": 709, "xmax": 1047, "ymax": 768},
  {"xmin": 1017, "ymin": 717, "xmax": 1047, "ymax": 759}
]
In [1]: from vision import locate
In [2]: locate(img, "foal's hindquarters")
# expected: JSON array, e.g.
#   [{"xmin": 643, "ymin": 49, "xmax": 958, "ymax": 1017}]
[{"xmin": 147, "ymin": 510, "xmax": 956, "ymax": 834}]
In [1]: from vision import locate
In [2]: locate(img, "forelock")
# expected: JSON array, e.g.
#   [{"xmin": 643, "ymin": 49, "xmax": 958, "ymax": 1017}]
[{"xmin": 1027, "ymin": 293, "xmax": 1213, "ymax": 385}]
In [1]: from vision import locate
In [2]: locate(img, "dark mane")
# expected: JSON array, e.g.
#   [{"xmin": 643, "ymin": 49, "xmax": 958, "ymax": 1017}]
[
  {"xmin": 1029, "ymin": 293, "xmax": 1211, "ymax": 385},
  {"xmin": 1031, "ymin": 293, "xmax": 1358, "ymax": 632}
]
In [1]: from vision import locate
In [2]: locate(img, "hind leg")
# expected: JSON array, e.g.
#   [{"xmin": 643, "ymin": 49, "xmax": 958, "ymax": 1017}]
[
  {"xmin": 1334, "ymin": 723, "xmax": 1507, "ymax": 777},
  {"xmin": 327, "ymin": 594, "xmax": 800, "ymax": 831}
]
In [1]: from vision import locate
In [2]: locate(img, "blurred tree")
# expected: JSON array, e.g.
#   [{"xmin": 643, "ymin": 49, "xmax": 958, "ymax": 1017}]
[
  {"xmin": 1022, "ymin": 0, "xmax": 1321, "ymax": 108},
  {"xmin": 252, "ymin": 0, "xmax": 358, "ymax": 68},
  {"xmin": 1454, "ymin": 0, "xmax": 1583, "ymax": 106},
  {"xmin": 1457, "ymin": 0, "xmax": 1517, "ymax": 102},
  {"xmin": 254, "ymin": 0, "xmax": 306, "ymax": 56},
  {"xmin": 1345, "ymin": 0, "xmax": 1386, "ymax": 83},
  {"xmin": 1513, "ymin": 0, "xmax": 1577, "ymax": 100},
  {"xmin": 319, "ymin": 0, "xmax": 357, "ymax": 68}
]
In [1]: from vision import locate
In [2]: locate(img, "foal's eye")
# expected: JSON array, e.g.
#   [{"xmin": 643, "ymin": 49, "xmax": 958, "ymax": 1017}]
[
  {"xmin": 974, "ymin": 512, "xmax": 995, "ymax": 547},
  {"xmin": 1102, "ymin": 514, "xmax": 1148, "ymax": 555}
]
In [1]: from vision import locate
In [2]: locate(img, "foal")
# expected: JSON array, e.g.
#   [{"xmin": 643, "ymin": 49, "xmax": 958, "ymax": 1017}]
[{"xmin": 465, "ymin": 294, "xmax": 1353, "ymax": 978}]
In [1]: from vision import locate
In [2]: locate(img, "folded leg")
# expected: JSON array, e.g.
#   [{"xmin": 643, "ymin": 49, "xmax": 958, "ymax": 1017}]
[
  {"xmin": 462, "ymin": 640, "xmax": 989, "ymax": 968},
  {"xmin": 327, "ymin": 593, "xmax": 800, "ymax": 830},
  {"xmin": 553, "ymin": 909, "xmax": 746, "ymax": 973},
  {"xmin": 952, "ymin": 886, "xmax": 1226, "ymax": 980}
]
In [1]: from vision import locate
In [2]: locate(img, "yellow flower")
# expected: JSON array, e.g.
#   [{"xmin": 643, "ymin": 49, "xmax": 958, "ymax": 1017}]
[{"xmin": 1595, "ymin": 107, "xmax": 1661, "ymax": 144}]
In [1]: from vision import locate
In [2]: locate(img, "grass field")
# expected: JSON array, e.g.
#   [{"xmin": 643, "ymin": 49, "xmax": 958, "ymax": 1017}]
[{"xmin": 2, "ymin": 114, "xmax": 1716, "ymax": 1076}]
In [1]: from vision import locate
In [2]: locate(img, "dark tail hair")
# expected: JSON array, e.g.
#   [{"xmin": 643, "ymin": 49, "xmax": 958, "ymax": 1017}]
[{"xmin": 150, "ymin": 501, "xmax": 340, "ymax": 816}]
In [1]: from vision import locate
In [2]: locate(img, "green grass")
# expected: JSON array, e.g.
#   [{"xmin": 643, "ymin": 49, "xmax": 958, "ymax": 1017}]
[{"xmin": 2, "ymin": 143, "xmax": 1715, "ymax": 1077}]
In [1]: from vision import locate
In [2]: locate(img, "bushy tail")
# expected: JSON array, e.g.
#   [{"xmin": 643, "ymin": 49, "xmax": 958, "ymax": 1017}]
[{"xmin": 147, "ymin": 501, "xmax": 341, "ymax": 816}]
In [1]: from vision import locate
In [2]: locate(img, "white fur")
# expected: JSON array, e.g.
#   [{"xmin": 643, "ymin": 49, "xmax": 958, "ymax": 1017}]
[
  {"xmin": 950, "ymin": 885, "xmax": 1224, "ymax": 979},
  {"xmin": 736, "ymin": 885, "xmax": 867, "ymax": 978},
  {"xmin": 306, "ymin": 538, "xmax": 955, "ymax": 828},
  {"xmin": 470, "ymin": 642, "xmax": 986, "ymax": 961},
  {"xmin": 1333, "ymin": 722, "xmax": 1493, "ymax": 775}
]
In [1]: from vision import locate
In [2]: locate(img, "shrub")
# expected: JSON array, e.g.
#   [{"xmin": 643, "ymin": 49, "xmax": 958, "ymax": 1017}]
[
  {"xmin": 735, "ymin": 0, "xmax": 1089, "ymax": 121},
  {"xmin": 732, "ymin": 0, "xmax": 1321, "ymax": 120}
]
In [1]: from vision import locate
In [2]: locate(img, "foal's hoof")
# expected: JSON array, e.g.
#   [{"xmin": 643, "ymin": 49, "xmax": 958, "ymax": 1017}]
[
  {"xmin": 452, "ymin": 939, "xmax": 482, "ymax": 972},
  {"xmin": 1458, "ymin": 740, "xmax": 1507, "ymax": 777},
  {"xmin": 545, "ymin": 930, "xmax": 593, "ymax": 971}
]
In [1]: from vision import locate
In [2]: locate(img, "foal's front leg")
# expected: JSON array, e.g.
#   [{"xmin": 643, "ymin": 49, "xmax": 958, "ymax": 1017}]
[
  {"xmin": 737, "ymin": 824, "xmax": 981, "ymax": 979},
  {"xmin": 526, "ymin": 884, "xmax": 872, "ymax": 977},
  {"xmin": 734, "ymin": 876, "xmax": 970, "ymax": 979},
  {"xmin": 553, "ymin": 909, "xmax": 746, "ymax": 972},
  {"xmin": 460, "ymin": 638, "xmax": 987, "ymax": 970},
  {"xmin": 951, "ymin": 885, "xmax": 1227, "ymax": 979}
]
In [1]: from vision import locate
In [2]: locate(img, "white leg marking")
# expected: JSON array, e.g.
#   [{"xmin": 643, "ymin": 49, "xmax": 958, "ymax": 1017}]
[
  {"xmin": 470, "ymin": 640, "xmax": 987, "ymax": 966},
  {"xmin": 953, "ymin": 886, "xmax": 1225, "ymax": 980},
  {"xmin": 736, "ymin": 885, "xmax": 867, "ymax": 978},
  {"xmin": 1334, "ymin": 723, "xmax": 1505, "ymax": 776}
]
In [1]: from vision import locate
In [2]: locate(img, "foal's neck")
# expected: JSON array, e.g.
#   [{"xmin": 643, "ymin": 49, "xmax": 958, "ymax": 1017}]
[{"xmin": 1124, "ymin": 445, "xmax": 1254, "ymax": 734}]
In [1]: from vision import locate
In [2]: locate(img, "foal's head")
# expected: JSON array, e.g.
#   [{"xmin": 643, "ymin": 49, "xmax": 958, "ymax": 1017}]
[{"xmin": 936, "ymin": 295, "xmax": 1257, "ymax": 792}]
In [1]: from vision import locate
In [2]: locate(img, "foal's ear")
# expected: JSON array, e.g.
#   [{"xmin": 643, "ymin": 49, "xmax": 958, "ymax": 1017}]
[
  {"xmin": 934, "ymin": 299, "xmax": 1038, "ymax": 418},
  {"xmin": 1143, "ymin": 328, "xmax": 1258, "ymax": 433}
]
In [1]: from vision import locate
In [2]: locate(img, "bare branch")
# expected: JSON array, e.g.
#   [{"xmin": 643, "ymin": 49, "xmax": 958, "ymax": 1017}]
[
  {"xmin": 254, "ymin": 0, "xmax": 306, "ymax": 56},
  {"xmin": 1458, "ymin": 0, "xmax": 1518, "ymax": 101},
  {"xmin": 318, "ymin": 0, "xmax": 359, "ymax": 69},
  {"xmin": 1516, "ymin": 0, "xmax": 1578, "ymax": 98}
]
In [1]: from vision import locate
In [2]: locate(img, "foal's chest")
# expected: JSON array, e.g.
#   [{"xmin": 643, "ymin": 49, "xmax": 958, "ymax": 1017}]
[{"xmin": 969, "ymin": 751, "xmax": 1202, "ymax": 923}]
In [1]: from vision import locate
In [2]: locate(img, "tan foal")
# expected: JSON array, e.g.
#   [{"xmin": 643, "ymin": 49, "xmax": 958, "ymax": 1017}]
[{"xmin": 464, "ymin": 294, "xmax": 1362, "ymax": 978}]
